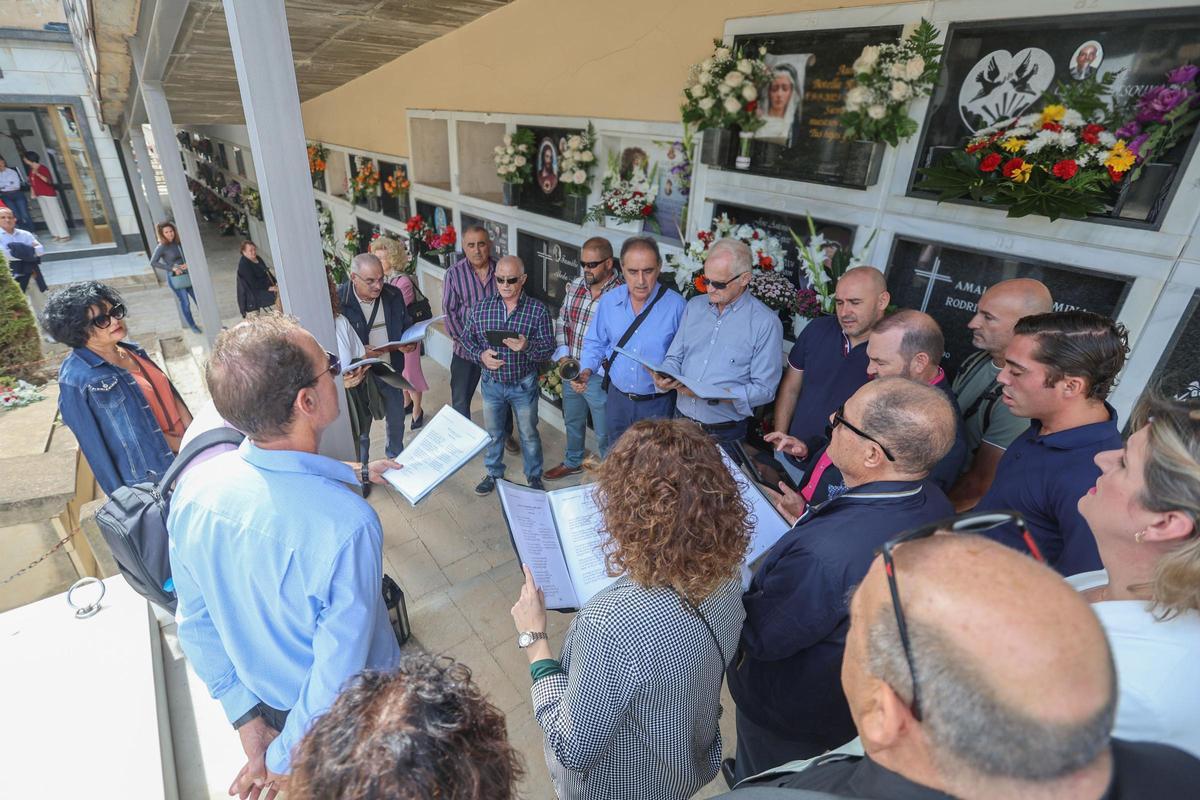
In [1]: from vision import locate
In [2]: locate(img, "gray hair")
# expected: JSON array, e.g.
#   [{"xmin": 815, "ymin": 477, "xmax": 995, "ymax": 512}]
[
  {"xmin": 462, "ymin": 224, "xmax": 490, "ymax": 240},
  {"xmin": 872, "ymin": 309, "xmax": 944, "ymax": 363},
  {"xmin": 496, "ymin": 254, "xmax": 525, "ymax": 274},
  {"xmin": 707, "ymin": 238, "xmax": 752, "ymax": 276},
  {"xmin": 859, "ymin": 377, "xmax": 955, "ymax": 475},
  {"xmin": 867, "ymin": 606, "xmax": 1115, "ymax": 781},
  {"xmin": 619, "ymin": 236, "xmax": 661, "ymax": 267},
  {"xmin": 351, "ymin": 252, "xmax": 383, "ymax": 275}
]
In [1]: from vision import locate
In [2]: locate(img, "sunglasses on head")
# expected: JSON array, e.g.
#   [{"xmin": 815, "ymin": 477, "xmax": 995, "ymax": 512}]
[
  {"xmin": 89, "ymin": 304, "xmax": 127, "ymax": 330},
  {"xmin": 496, "ymin": 276, "xmax": 521, "ymax": 285},
  {"xmin": 878, "ymin": 510, "xmax": 1044, "ymax": 721},
  {"xmin": 827, "ymin": 403, "xmax": 895, "ymax": 461},
  {"xmin": 305, "ymin": 350, "xmax": 342, "ymax": 387}
]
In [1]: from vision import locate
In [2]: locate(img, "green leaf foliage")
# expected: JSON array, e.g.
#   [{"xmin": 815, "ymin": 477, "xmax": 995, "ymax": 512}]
[{"xmin": 0, "ymin": 251, "xmax": 43, "ymax": 382}]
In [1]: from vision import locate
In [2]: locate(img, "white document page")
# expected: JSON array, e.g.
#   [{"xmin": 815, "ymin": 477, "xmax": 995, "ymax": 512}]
[
  {"xmin": 496, "ymin": 481, "xmax": 578, "ymax": 610},
  {"xmin": 383, "ymin": 406, "xmax": 490, "ymax": 505},
  {"xmin": 547, "ymin": 484, "xmax": 617, "ymax": 605},
  {"xmin": 718, "ymin": 448, "xmax": 792, "ymax": 565},
  {"xmin": 392, "ymin": 315, "xmax": 447, "ymax": 346},
  {"xmin": 613, "ymin": 345, "xmax": 733, "ymax": 400}
]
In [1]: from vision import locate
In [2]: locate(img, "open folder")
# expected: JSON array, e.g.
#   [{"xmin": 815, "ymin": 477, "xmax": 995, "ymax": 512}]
[
  {"xmin": 497, "ymin": 446, "xmax": 793, "ymax": 612},
  {"xmin": 612, "ymin": 345, "xmax": 734, "ymax": 401},
  {"xmin": 371, "ymin": 315, "xmax": 447, "ymax": 350},
  {"xmin": 383, "ymin": 406, "xmax": 491, "ymax": 505}
]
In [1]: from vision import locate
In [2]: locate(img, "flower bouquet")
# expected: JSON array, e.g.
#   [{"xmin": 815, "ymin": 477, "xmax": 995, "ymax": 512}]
[
  {"xmin": 749, "ymin": 271, "xmax": 801, "ymax": 315},
  {"xmin": 681, "ymin": 39, "xmax": 773, "ymax": 168},
  {"xmin": 223, "ymin": 180, "xmax": 242, "ymax": 204},
  {"xmin": 426, "ymin": 224, "xmax": 457, "ymax": 267},
  {"xmin": 351, "ymin": 159, "xmax": 380, "ymax": 207},
  {"xmin": 0, "ymin": 379, "xmax": 43, "ymax": 411},
  {"xmin": 405, "ymin": 214, "xmax": 432, "ymax": 261},
  {"xmin": 242, "ymin": 186, "xmax": 262, "ymax": 220},
  {"xmin": 585, "ymin": 155, "xmax": 659, "ymax": 232},
  {"xmin": 559, "ymin": 124, "xmax": 597, "ymax": 224},
  {"xmin": 840, "ymin": 19, "xmax": 943, "ymax": 147},
  {"xmin": 538, "ymin": 363, "xmax": 563, "ymax": 400},
  {"xmin": 790, "ymin": 214, "xmax": 874, "ymax": 316},
  {"xmin": 1114, "ymin": 64, "xmax": 1200, "ymax": 182},
  {"xmin": 495, "ymin": 129, "xmax": 534, "ymax": 205},
  {"xmin": 665, "ymin": 214, "xmax": 785, "ymax": 296},
  {"xmin": 344, "ymin": 226, "xmax": 364, "ymax": 255},
  {"xmin": 382, "ymin": 171, "xmax": 410, "ymax": 198},
  {"xmin": 308, "ymin": 143, "xmax": 328, "ymax": 190}
]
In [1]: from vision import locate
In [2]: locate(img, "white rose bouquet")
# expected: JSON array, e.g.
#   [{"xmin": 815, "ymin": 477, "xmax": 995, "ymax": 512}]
[
  {"xmin": 681, "ymin": 39, "xmax": 773, "ymax": 132},
  {"xmin": 585, "ymin": 153, "xmax": 659, "ymax": 227},
  {"xmin": 494, "ymin": 128, "xmax": 535, "ymax": 184},
  {"xmin": 558, "ymin": 123, "xmax": 596, "ymax": 197},
  {"xmin": 840, "ymin": 19, "xmax": 942, "ymax": 146}
]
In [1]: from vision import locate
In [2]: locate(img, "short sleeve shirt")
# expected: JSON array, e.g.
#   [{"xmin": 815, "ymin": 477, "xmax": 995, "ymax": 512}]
[
  {"xmin": 952, "ymin": 353, "xmax": 1029, "ymax": 454},
  {"xmin": 786, "ymin": 316, "xmax": 870, "ymax": 446}
]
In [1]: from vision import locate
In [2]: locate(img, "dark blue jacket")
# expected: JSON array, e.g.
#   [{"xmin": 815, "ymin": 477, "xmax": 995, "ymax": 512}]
[
  {"xmin": 728, "ymin": 479, "xmax": 954, "ymax": 749},
  {"xmin": 338, "ymin": 281, "xmax": 411, "ymax": 370},
  {"xmin": 57, "ymin": 341, "xmax": 176, "ymax": 495}
]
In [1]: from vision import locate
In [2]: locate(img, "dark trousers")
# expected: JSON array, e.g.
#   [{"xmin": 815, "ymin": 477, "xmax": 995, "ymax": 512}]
[
  {"xmin": 677, "ymin": 413, "xmax": 749, "ymax": 445},
  {"xmin": 733, "ymin": 708, "xmax": 827, "ymax": 783},
  {"xmin": 1, "ymin": 190, "xmax": 33, "ymax": 230},
  {"xmin": 359, "ymin": 372, "xmax": 407, "ymax": 460},
  {"xmin": 450, "ymin": 352, "xmax": 512, "ymax": 436},
  {"xmin": 605, "ymin": 385, "xmax": 676, "ymax": 448}
]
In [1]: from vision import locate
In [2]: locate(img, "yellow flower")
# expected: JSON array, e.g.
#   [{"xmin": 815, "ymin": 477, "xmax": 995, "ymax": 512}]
[
  {"xmin": 1040, "ymin": 104, "xmax": 1066, "ymax": 124},
  {"xmin": 1000, "ymin": 137, "xmax": 1027, "ymax": 153},
  {"xmin": 1104, "ymin": 140, "xmax": 1137, "ymax": 173},
  {"xmin": 1010, "ymin": 161, "xmax": 1033, "ymax": 184}
]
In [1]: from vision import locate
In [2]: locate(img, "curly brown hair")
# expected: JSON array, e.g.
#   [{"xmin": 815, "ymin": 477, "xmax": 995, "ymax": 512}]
[
  {"xmin": 287, "ymin": 654, "xmax": 523, "ymax": 800},
  {"xmin": 590, "ymin": 419, "xmax": 750, "ymax": 603}
]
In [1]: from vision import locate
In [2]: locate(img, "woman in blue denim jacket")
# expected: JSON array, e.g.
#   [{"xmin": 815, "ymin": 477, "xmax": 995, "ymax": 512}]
[{"xmin": 46, "ymin": 282, "xmax": 191, "ymax": 495}]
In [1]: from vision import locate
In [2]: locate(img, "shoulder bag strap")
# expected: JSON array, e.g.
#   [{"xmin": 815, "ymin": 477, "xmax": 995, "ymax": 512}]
[
  {"xmin": 156, "ymin": 427, "xmax": 246, "ymax": 493},
  {"xmin": 601, "ymin": 284, "xmax": 668, "ymax": 392},
  {"xmin": 671, "ymin": 587, "xmax": 725, "ymax": 666},
  {"xmin": 365, "ymin": 296, "xmax": 381, "ymax": 331},
  {"xmin": 960, "ymin": 352, "xmax": 1001, "ymax": 422}
]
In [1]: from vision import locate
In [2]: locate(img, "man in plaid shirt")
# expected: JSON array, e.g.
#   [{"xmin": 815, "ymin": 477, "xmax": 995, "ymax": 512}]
[
  {"xmin": 545, "ymin": 237, "xmax": 623, "ymax": 481},
  {"xmin": 461, "ymin": 255, "xmax": 555, "ymax": 495}
]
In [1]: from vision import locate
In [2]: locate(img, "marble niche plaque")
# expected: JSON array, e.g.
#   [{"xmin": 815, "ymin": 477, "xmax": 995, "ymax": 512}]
[
  {"xmin": 517, "ymin": 230, "xmax": 581, "ymax": 313},
  {"xmin": 1149, "ymin": 290, "xmax": 1200, "ymax": 402}
]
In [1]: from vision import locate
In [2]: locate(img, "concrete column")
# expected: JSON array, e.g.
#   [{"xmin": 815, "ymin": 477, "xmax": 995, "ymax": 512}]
[
  {"xmin": 118, "ymin": 136, "xmax": 157, "ymax": 252},
  {"xmin": 222, "ymin": 0, "xmax": 353, "ymax": 460},
  {"xmin": 140, "ymin": 80, "xmax": 222, "ymax": 345},
  {"xmin": 129, "ymin": 126, "xmax": 167, "ymax": 224}
]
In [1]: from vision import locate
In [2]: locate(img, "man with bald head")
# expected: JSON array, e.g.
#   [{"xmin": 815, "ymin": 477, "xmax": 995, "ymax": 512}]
[
  {"xmin": 727, "ymin": 377, "xmax": 956, "ymax": 782},
  {"xmin": 718, "ymin": 533, "xmax": 1200, "ymax": 798},
  {"xmin": 460, "ymin": 255, "xmax": 555, "ymax": 494},
  {"xmin": 949, "ymin": 278, "xmax": 1052, "ymax": 510},
  {"xmin": 773, "ymin": 266, "xmax": 889, "ymax": 468}
]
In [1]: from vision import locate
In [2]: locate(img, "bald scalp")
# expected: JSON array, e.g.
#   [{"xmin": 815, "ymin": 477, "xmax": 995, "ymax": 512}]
[
  {"xmin": 871, "ymin": 309, "xmax": 943, "ymax": 363},
  {"xmin": 985, "ymin": 278, "xmax": 1053, "ymax": 316},
  {"xmin": 839, "ymin": 265, "xmax": 888, "ymax": 294},
  {"xmin": 858, "ymin": 377, "xmax": 956, "ymax": 475},
  {"xmin": 496, "ymin": 254, "xmax": 525, "ymax": 275}
]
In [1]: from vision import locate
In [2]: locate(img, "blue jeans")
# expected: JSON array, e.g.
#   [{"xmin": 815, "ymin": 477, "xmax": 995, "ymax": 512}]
[
  {"xmin": 561, "ymin": 372, "xmax": 608, "ymax": 467},
  {"xmin": 605, "ymin": 385, "xmax": 676, "ymax": 448},
  {"xmin": 1, "ymin": 190, "xmax": 33, "ymax": 230},
  {"xmin": 359, "ymin": 372, "xmax": 407, "ymax": 460},
  {"xmin": 173, "ymin": 286, "xmax": 198, "ymax": 328},
  {"xmin": 481, "ymin": 373, "xmax": 542, "ymax": 481}
]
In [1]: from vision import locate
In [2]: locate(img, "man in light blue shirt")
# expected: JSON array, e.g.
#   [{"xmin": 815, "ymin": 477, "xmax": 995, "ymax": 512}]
[
  {"xmin": 169, "ymin": 315, "xmax": 401, "ymax": 796},
  {"xmin": 579, "ymin": 237, "xmax": 686, "ymax": 447},
  {"xmin": 656, "ymin": 237, "xmax": 783, "ymax": 443}
]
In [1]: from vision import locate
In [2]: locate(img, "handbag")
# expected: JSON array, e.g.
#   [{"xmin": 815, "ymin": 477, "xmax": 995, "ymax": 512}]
[
  {"xmin": 406, "ymin": 278, "xmax": 433, "ymax": 323},
  {"xmin": 167, "ymin": 270, "xmax": 193, "ymax": 290}
]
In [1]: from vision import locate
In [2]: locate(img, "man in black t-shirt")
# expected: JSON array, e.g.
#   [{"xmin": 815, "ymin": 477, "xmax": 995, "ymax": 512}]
[{"xmin": 717, "ymin": 533, "xmax": 1200, "ymax": 799}]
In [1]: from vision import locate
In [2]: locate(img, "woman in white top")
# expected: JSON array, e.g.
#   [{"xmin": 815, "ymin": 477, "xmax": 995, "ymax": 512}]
[{"xmin": 1074, "ymin": 391, "xmax": 1200, "ymax": 758}]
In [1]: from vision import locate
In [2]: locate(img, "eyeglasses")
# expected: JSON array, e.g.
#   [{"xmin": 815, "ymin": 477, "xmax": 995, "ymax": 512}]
[
  {"xmin": 878, "ymin": 510, "xmax": 1044, "ymax": 721},
  {"xmin": 305, "ymin": 350, "xmax": 342, "ymax": 387},
  {"xmin": 89, "ymin": 304, "xmax": 127, "ymax": 329},
  {"xmin": 352, "ymin": 273, "xmax": 384, "ymax": 287},
  {"xmin": 704, "ymin": 276, "xmax": 735, "ymax": 290},
  {"xmin": 496, "ymin": 276, "xmax": 521, "ymax": 285},
  {"xmin": 580, "ymin": 258, "xmax": 610, "ymax": 270},
  {"xmin": 828, "ymin": 403, "xmax": 895, "ymax": 461}
]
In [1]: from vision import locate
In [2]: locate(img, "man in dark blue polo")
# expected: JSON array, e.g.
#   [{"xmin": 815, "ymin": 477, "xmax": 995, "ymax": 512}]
[
  {"xmin": 772, "ymin": 266, "xmax": 889, "ymax": 468},
  {"xmin": 975, "ymin": 311, "xmax": 1128, "ymax": 576},
  {"xmin": 727, "ymin": 377, "xmax": 957, "ymax": 783},
  {"xmin": 339, "ymin": 253, "xmax": 415, "ymax": 460}
]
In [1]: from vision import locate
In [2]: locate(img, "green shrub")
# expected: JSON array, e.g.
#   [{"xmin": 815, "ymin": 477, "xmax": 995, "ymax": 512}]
[{"xmin": 0, "ymin": 250, "xmax": 42, "ymax": 382}]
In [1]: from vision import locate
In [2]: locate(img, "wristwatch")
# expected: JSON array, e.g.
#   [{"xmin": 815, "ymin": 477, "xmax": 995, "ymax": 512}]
[{"xmin": 517, "ymin": 631, "xmax": 548, "ymax": 649}]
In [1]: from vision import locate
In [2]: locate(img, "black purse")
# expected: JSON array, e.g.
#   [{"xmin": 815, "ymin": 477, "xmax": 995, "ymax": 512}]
[{"xmin": 406, "ymin": 280, "xmax": 433, "ymax": 323}]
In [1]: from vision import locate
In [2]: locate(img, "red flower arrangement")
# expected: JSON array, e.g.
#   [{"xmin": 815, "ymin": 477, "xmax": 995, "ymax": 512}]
[
  {"xmin": 693, "ymin": 274, "xmax": 709, "ymax": 293},
  {"xmin": 1051, "ymin": 159, "xmax": 1079, "ymax": 180},
  {"xmin": 979, "ymin": 153, "xmax": 1002, "ymax": 172}
]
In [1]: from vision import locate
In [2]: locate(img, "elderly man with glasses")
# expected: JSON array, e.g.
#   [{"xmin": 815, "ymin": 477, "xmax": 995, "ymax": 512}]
[
  {"xmin": 725, "ymin": 377, "xmax": 957, "ymax": 784},
  {"xmin": 338, "ymin": 252, "xmax": 417, "ymax": 461},
  {"xmin": 169, "ymin": 315, "xmax": 403, "ymax": 800}
]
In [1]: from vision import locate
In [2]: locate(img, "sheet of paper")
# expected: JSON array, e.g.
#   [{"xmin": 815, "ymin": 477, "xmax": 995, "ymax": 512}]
[
  {"xmin": 382, "ymin": 406, "xmax": 490, "ymax": 505},
  {"xmin": 613, "ymin": 345, "xmax": 734, "ymax": 401},
  {"xmin": 393, "ymin": 315, "xmax": 446, "ymax": 346},
  {"xmin": 496, "ymin": 481, "xmax": 578, "ymax": 610},
  {"xmin": 548, "ymin": 484, "xmax": 618, "ymax": 605},
  {"xmin": 718, "ymin": 448, "xmax": 792, "ymax": 565}
]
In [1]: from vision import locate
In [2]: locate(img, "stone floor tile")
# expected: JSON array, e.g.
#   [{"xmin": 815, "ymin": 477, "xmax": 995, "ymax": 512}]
[
  {"xmin": 407, "ymin": 588, "xmax": 474, "ymax": 655},
  {"xmin": 384, "ymin": 538, "xmax": 448, "ymax": 601},
  {"xmin": 506, "ymin": 714, "xmax": 556, "ymax": 800},
  {"xmin": 411, "ymin": 507, "xmax": 478, "ymax": 567},
  {"xmin": 440, "ymin": 551, "xmax": 495, "ymax": 585},
  {"xmin": 448, "ymin": 571, "xmax": 522, "ymax": 648},
  {"xmin": 444, "ymin": 634, "xmax": 526, "ymax": 714},
  {"xmin": 370, "ymin": 493, "xmax": 419, "ymax": 548}
]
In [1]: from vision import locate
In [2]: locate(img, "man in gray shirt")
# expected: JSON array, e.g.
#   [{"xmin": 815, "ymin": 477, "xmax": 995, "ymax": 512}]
[{"xmin": 655, "ymin": 238, "xmax": 783, "ymax": 443}]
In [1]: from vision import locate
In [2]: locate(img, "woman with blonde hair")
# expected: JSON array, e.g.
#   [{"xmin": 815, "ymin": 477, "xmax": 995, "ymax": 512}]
[
  {"xmin": 369, "ymin": 234, "xmax": 429, "ymax": 428},
  {"xmin": 510, "ymin": 418, "xmax": 749, "ymax": 799},
  {"xmin": 1075, "ymin": 391, "xmax": 1200, "ymax": 757}
]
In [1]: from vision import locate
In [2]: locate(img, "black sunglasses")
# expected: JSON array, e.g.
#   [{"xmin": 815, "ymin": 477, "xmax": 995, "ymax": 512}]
[
  {"xmin": 89, "ymin": 304, "xmax": 127, "ymax": 329},
  {"xmin": 496, "ymin": 276, "xmax": 521, "ymax": 285},
  {"xmin": 828, "ymin": 403, "xmax": 895, "ymax": 462},
  {"xmin": 878, "ymin": 510, "xmax": 1044, "ymax": 721},
  {"xmin": 580, "ymin": 258, "xmax": 610, "ymax": 270},
  {"xmin": 705, "ymin": 276, "xmax": 738, "ymax": 290},
  {"xmin": 305, "ymin": 350, "xmax": 342, "ymax": 387}
]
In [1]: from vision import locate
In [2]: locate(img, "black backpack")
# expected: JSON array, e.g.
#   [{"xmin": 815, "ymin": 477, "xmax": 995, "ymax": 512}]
[{"xmin": 93, "ymin": 428, "xmax": 245, "ymax": 612}]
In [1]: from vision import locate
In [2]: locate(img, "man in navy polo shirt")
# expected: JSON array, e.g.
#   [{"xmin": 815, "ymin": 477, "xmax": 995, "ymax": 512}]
[
  {"xmin": 727, "ymin": 377, "xmax": 957, "ymax": 783},
  {"xmin": 975, "ymin": 311, "xmax": 1128, "ymax": 576},
  {"xmin": 772, "ymin": 266, "xmax": 889, "ymax": 467}
]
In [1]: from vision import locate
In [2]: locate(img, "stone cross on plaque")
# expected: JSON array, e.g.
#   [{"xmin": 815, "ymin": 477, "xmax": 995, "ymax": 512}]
[{"xmin": 913, "ymin": 256, "xmax": 954, "ymax": 312}]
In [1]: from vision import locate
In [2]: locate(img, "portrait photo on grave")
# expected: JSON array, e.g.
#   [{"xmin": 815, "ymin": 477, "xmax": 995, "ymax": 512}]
[
  {"xmin": 884, "ymin": 236, "xmax": 1132, "ymax": 371},
  {"xmin": 613, "ymin": 137, "xmax": 685, "ymax": 243},
  {"xmin": 516, "ymin": 230, "xmax": 581, "ymax": 312},
  {"xmin": 519, "ymin": 126, "xmax": 574, "ymax": 221},
  {"xmin": 1147, "ymin": 289, "xmax": 1200, "ymax": 404},
  {"xmin": 711, "ymin": 201, "xmax": 855, "ymax": 290},
  {"xmin": 910, "ymin": 8, "xmax": 1200, "ymax": 226},
  {"xmin": 731, "ymin": 24, "xmax": 901, "ymax": 186},
  {"xmin": 460, "ymin": 212, "xmax": 509, "ymax": 260}
]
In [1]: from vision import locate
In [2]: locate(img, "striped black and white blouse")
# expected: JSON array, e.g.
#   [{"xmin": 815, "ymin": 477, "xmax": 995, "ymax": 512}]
[{"xmin": 531, "ymin": 575, "xmax": 745, "ymax": 800}]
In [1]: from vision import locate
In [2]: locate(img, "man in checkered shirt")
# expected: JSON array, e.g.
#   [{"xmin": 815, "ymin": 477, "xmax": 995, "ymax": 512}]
[{"xmin": 544, "ymin": 236, "xmax": 623, "ymax": 481}]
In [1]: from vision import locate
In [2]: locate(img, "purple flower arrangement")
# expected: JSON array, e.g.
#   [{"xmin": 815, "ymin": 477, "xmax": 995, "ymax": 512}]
[
  {"xmin": 796, "ymin": 288, "xmax": 824, "ymax": 319},
  {"xmin": 1115, "ymin": 63, "xmax": 1200, "ymax": 180},
  {"xmin": 223, "ymin": 180, "xmax": 242, "ymax": 201}
]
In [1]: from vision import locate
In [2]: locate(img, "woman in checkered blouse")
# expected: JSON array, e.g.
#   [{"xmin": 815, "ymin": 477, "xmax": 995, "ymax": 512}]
[{"xmin": 511, "ymin": 419, "xmax": 751, "ymax": 799}]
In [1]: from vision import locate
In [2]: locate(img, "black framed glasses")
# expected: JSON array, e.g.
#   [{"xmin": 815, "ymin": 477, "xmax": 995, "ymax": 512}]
[
  {"xmin": 878, "ymin": 510, "xmax": 1044, "ymax": 721},
  {"xmin": 828, "ymin": 403, "xmax": 895, "ymax": 462},
  {"xmin": 495, "ymin": 275, "xmax": 521, "ymax": 285},
  {"xmin": 306, "ymin": 350, "xmax": 342, "ymax": 387},
  {"xmin": 580, "ymin": 258, "xmax": 610, "ymax": 270},
  {"xmin": 89, "ymin": 304, "xmax": 127, "ymax": 329}
]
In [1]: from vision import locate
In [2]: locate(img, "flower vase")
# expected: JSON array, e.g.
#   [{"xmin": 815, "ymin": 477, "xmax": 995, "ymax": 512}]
[
  {"xmin": 312, "ymin": 173, "xmax": 326, "ymax": 193},
  {"xmin": 1112, "ymin": 163, "xmax": 1176, "ymax": 223},
  {"xmin": 605, "ymin": 216, "xmax": 643, "ymax": 233},
  {"xmin": 437, "ymin": 252, "xmax": 453, "ymax": 269},
  {"xmin": 502, "ymin": 182, "xmax": 523, "ymax": 207},
  {"xmin": 366, "ymin": 195, "xmax": 381, "ymax": 213},
  {"xmin": 699, "ymin": 128, "xmax": 734, "ymax": 167},
  {"xmin": 563, "ymin": 193, "xmax": 588, "ymax": 225},
  {"xmin": 735, "ymin": 132, "xmax": 754, "ymax": 170},
  {"xmin": 842, "ymin": 140, "xmax": 885, "ymax": 187}
]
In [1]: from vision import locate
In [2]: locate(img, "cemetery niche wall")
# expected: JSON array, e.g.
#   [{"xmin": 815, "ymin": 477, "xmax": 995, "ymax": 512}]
[
  {"xmin": 909, "ymin": 8, "xmax": 1200, "ymax": 227},
  {"xmin": 710, "ymin": 201, "xmax": 855, "ymax": 291},
  {"xmin": 460, "ymin": 212, "xmax": 510, "ymax": 260},
  {"xmin": 517, "ymin": 230, "xmax": 581, "ymax": 313},
  {"xmin": 1149, "ymin": 289, "xmax": 1200, "ymax": 403},
  {"xmin": 884, "ymin": 236, "xmax": 1132, "ymax": 372}
]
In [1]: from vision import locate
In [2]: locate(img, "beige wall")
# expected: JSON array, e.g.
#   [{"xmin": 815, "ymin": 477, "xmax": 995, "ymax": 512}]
[
  {"xmin": 300, "ymin": 0, "xmax": 888, "ymax": 157},
  {"xmin": 0, "ymin": 0, "xmax": 66, "ymax": 30}
]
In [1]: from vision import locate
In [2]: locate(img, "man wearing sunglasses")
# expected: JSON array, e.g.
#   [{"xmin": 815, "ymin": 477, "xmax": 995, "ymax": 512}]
[
  {"xmin": 654, "ymin": 238, "xmax": 783, "ymax": 443},
  {"xmin": 717, "ymin": 529, "xmax": 1200, "ymax": 798},
  {"xmin": 726, "ymin": 377, "xmax": 956, "ymax": 783},
  {"xmin": 169, "ymin": 316, "xmax": 403, "ymax": 799}
]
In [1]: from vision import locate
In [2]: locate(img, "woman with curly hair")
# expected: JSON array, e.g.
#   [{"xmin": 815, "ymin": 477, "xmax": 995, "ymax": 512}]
[
  {"xmin": 370, "ymin": 234, "xmax": 429, "ymax": 428},
  {"xmin": 288, "ymin": 653, "xmax": 523, "ymax": 800},
  {"xmin": 510, "ymin": 418, "xmax": 749, "ymax": 799}
]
